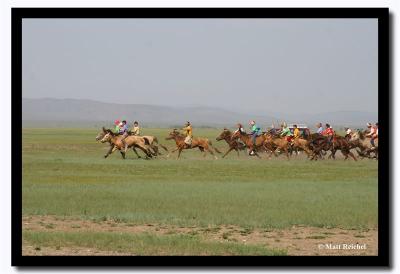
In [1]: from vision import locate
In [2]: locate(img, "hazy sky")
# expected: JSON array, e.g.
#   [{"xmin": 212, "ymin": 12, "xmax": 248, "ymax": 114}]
[{"xmin": 22, "ymin": 18, "xmax": 378, "ymax": 115}]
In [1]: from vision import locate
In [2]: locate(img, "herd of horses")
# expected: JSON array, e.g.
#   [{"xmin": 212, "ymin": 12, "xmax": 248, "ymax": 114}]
[{"xmin": 95, "ymin": 127, "xmax": 378, "ymax": 161}]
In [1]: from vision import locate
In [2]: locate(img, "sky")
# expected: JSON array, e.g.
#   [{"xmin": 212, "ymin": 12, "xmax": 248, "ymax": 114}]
[{"xmin": 22, "ymin": 18, "xmax": 378, "ymax": 116}]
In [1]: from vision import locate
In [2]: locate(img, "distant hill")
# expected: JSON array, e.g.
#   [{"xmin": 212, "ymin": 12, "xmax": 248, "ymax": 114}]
[
  {"xmin": 22, "ymin": 98, "xmax": 377, "ymax": 129},
  {"xmin": 22, "ymin": 98, "xmax": 278, "ymax": 128}
]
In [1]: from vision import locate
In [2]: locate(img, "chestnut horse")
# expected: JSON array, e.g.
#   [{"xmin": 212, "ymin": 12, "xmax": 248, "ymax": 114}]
[
  {"xmin": 230, "ymin": 129, "xmax": 267, "ymax": 158},
  {"xmin": 216, "ymin": 128, "xmax": 246, "ymax": 158},
  {"xmin": 100, "ymin": 130, "xmax": 153, "ymax": 159},
  {"xmin": 165, "ymin": 129, "xmax": 221, "ymax": 159},
  {"xmin": 263, "ymin": 133, "xmax": 290, "ymax": 160}
]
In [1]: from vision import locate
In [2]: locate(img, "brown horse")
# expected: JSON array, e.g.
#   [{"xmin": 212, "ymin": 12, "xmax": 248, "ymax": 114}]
[
  {"xmin": 230, "ymin": 129, "xmax": 267, "ymax": 158},
  {"xmin": 166, "ymin": 129, "xmax": 221, "ymax": 159},
  {"xmin": 100, "ymin": 130, "xmax": 153, "ymax": 159},
  {"xmin": 309, "ymin": 135, "xmax": 356, "ymax": 161},
  {"xmin": 291, "ymin": 138, "xmax": 312, "ymax": 157},
  {"xmin": 216, "ymin": 128, "xmax": 246, "ymax": 158},
  {"xmin": 263, "ymin": 133, "xmax": 290, "ymax": 160}
]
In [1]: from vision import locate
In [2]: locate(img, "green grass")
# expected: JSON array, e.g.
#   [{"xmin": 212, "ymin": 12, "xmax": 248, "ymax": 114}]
[
  {"xmin": 23, "ymin": 128, "xmax": 378, "ymax": 229},
  {"xmin": 23, "ymin": 231, "xmax": 286, "ymax": 256}
]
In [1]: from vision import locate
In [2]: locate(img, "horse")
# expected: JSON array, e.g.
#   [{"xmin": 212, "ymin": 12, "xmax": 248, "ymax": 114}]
[
  {"xmin": 263, "ymin": 133, "xmax": 290, "ymax": 160},
  {"xmin": 216, "ymin": 128, "xmax": 246, "ymax": 158},
  {"xmin": 309, "ymin": 135, "xmax": 356, "ymax": 161},
  {"xmin": 230, "ymin": 129, "xmax": 267, "ymax": 158},
  {"xmin": 96, "ymin": 127, "xmax": 122, "ymax": 158},
  {"xmin": 100, "ymin": 129, "xmax": 154, "ymax": 159},
  {"xmin": 329, "ymin": 135, "xmax": 357, "ymax": 161},
  {"xmin": 165, "ymin": 129, "xmax": 221, "ymax": 159},
  {"xmin": 133, "ymin": 133, "xmax": 169, "ymax": 156},
  {"xmin": 349, "ymin": 130, "xmax": 378, "ymax": 159},
  {"xmin": 96, "ymin": 127, "xmax": 168, "ymax": 158},
  {"xmin": 291, "ymin": 137, "xmax": 313, "ymax": 157}
]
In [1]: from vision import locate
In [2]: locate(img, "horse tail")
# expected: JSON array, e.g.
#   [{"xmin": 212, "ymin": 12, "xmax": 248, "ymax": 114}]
[
  {"xmin": 143, "ymin": 137, "xmax": 150, "ymax": 145},
  {"xmin": 208, "ymin": 139, "xmax": 221, "ymax": 153}
]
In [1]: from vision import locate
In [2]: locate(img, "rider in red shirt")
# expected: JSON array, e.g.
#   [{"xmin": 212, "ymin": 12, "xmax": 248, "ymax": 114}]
[{"xmin": 322, "ymin": 123, "xmax": 335, "ymax": 144}]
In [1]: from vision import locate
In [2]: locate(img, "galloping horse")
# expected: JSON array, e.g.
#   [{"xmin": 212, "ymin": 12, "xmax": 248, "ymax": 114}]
[
  {"xmin": 263, "ymin": 133, "xmax": 290, "ymax": 160},
  {"xmin": 216, "ymin": 128, "xmax": 246, "ymax": 158},
  {"xmin": 166, "ymin": 129, "xmax": 221, "ymax": 159},
  {"xmin": 100, "ymin": 130, "xmax": 154, "ymax": 159},
  {"xmin": 291, "ymin": 137, "xmax": 312, "ymax": 157},
  {"xmin": 96, "ymin": 127, "xmax": 168, "ymax": 158},
  {"xmin": 349, "ymin": 130, "xmax": 378, "ymax": 159},
  {"xmin": 309, "ymin": 135, "xmax": 356, "ymax": 161},
  {"xmin": 230, "ymin": 129, "xmax": 267, "ymax": 158}
]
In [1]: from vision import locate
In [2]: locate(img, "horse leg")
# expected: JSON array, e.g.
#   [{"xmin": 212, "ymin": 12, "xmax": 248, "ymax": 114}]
[
  {"xmin": 284, "ymin": 147, "xmax": 290, "ymax": 160},
  {"xmin": 131, "ymin": 147, "xmax": 141, "ymax": 159},
  {"xmin": 222, "ymin": 147, "xmax": 234, "ymax": 158},
  {"xmin": 104, "ymin": 144, "xmax": 115, "ymax": 158},
  {"xmin": 347, "ymin": 150, "xmax": 357, "ymax": 161},
  {"xmin": 199, "ymin": 147, "xmax": 206, "ymax": 157},
  {"xmin": 177, "ymin": 147, "xmax": 183, "ymax": 159},
  {"xmin": 206, "ymin": 147, "xmax": 218, "ymax": 159}
]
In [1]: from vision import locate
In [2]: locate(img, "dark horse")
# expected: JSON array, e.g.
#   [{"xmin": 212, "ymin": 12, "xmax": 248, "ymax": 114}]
[
  {"xmin": 216, "ymin": 128, "xmax": 246, "ymax": 158},
  {"xmin": 309, "ymin": 135, "xmax": 357, "ymax": 161}
]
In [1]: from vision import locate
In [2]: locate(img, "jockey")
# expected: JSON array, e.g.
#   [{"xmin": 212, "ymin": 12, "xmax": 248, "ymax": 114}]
[
  {"xmin": 114, "ymin": 120, "xmax": 120, "ymax": 134},
  {"xmin": 131, "ymin": 121, "xmax": 140, "ymax": 136},
  {"xmin": 235, "ymin": 123, "xmax": 244, "ymax": 133},
  {"xmin": 249, "ymin": 120, "xmax": 261, "ymax": 145},
  {"xmin": 366, "ymin": 122, "xmax": 378, "ymax": 147},
  {"xmin": 182, "ymin": 121, "xmax": 193, "ymax": 147},
  {"xmin": 293, "ymin": 124, "xmax": 301, "ymax": 140},
  {"xmin": 280, "ymin": 122, "xmax": 293, "ymax": 142},
  {"xmin": 345, "ymin": 127, "xmax": 352, "ymax": 139},
  {"xmin": 322, "ymin": 123, "xmax": 334, "ymax": 143},
  {"xmin": 316, "ymin": 123, "xmax": 324, "ymax": 135},
  {"xmin": 119, "ymin": 120, "xmax": 129, "ymax": 150}
]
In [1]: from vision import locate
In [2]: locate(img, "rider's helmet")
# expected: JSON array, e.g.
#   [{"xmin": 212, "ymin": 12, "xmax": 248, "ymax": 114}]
[
  {"xmin": 114, "ymin": 120, "xmax": 120, "ymax": 125},
  {"xmin": 186, "ymin": 121, "xmax": 191, "ymax": 126},
  {"xmin": 122, "ymin": 120, "xmax": 127, "ymax": 124},
  {"xmin": 134, "ymin": 121, "xmax": 138, "ymax": 125},
  {"xmin": 250, "ymin": 120, "xmax": 255, "ymax": 126}
]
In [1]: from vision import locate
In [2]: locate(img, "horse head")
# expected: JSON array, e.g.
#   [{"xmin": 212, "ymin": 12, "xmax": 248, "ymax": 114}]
[
  {"xmin": 231, "ymin": 128, "xmax": 245, "ymax": 141},
  {"xmin": 216, "ymin": 128, "xmax": 231, "ymax": 141},
  {"xmin": 95, "ymin": 127, "xmax": 108, "ymax": 141},
  {"xmin": 166, "ymin": 129, "xmax": 180, "ymax": 140},
  {"xmin": 100, "ymin": 130, "xmax": 115, "ymax": 143}
]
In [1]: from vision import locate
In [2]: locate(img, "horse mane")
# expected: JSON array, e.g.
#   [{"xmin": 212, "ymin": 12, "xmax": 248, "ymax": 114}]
[{"xmin": 106, "ymin": 129, "xmax": 116, "ymax": 136}]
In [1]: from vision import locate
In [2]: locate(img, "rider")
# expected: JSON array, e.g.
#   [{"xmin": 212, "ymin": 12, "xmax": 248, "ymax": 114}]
[
  {"xmin": 366, "ymin": 122, "xmax": 378, "ymax": 147},
  {"xmin": 249, "ymin": 120, "xmax": 261, "ymax": 145},
  {"xmin": 316, "ymin": 122, "xmax": 324, "ymax": 135},
  {"xmin": 344, "ymin": 127, "xmax": 352, "ymax": 139},
  {"xmin": 280, "ymin": 122, "xmax": 293, "ymax": 143},
  {"xmin": 119, "ymin": 120, "xmax": 129, "ymax": 150},
  {"xmin": 293, "ymin": 124, "xmax": 301, "ymax": 140},
  {"xmin": 322, "ymin": 123, "xmax": 334, "ymax": 144},
  {"xmin": 182, "ymin": 121, "xmax": 193, "ymax": 147},
  {"xmin": 114, "ymin": 120, "xmax": 120, "ymax": 134},
  {"xmin": 131, "ymin": 121, "xmax": 141, "ymax": 136}
]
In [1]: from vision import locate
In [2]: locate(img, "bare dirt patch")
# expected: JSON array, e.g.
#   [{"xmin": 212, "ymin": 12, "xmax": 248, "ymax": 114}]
[{"xmin": 23, "ymin": 215, "xmax": 377, "ymax": 256}]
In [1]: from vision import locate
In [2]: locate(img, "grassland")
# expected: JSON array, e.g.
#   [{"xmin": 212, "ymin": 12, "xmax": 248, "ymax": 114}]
[{"xmin": 22, "ymin": 128, "xmax": 378, "ymax": 255}]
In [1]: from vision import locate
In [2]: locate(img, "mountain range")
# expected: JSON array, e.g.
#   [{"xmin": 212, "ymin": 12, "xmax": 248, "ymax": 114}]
[{"xmin": 22, "ymin": 98, "xmax": 377, "ymax": 129}]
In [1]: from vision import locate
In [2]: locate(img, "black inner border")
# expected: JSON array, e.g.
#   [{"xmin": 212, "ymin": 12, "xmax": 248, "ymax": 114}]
[{"xmin": 12, "ymin": 7, "xmax": 390, "ymax": 267}]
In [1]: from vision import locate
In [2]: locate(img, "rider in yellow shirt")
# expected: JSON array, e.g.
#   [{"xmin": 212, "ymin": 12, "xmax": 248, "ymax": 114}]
[
  {"xmin": 293, "ymin": 124, "xmax": 301, "ymax": 140},
  {"xmin": 182, "ymin": 121, "xmax": 193, "ymax": 146}
]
